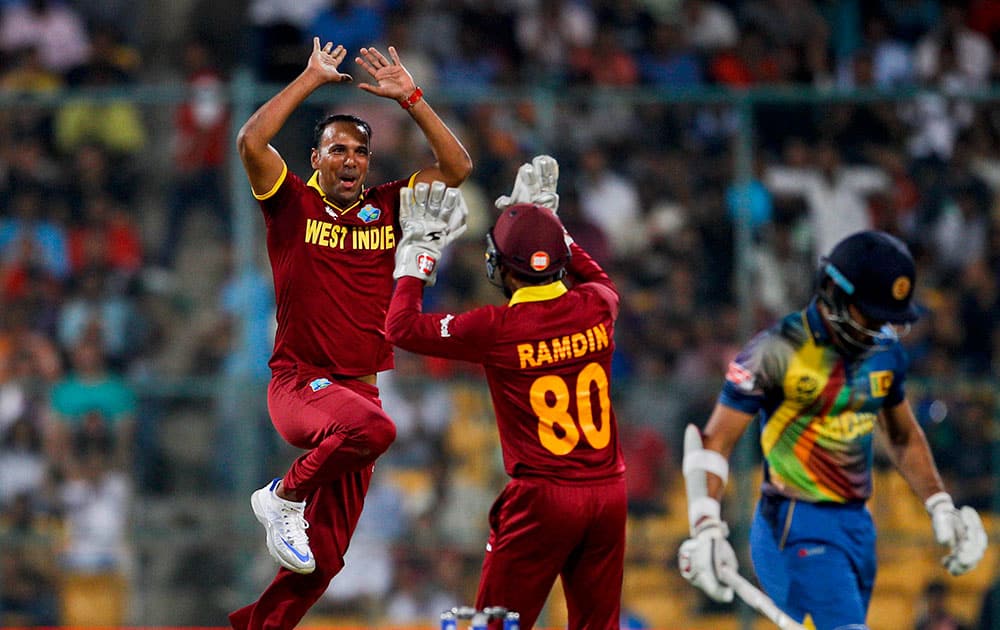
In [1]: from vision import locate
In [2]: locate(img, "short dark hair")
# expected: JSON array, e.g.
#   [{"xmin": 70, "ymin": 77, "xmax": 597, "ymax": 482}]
[{"xmin": 312, "ymin": 114, "xmax": 372, "ymax": 150}]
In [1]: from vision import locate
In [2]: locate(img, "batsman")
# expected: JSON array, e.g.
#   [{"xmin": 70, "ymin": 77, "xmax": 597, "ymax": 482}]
[{"xmin": 678, "ymin": 230, "xmax": 989, "ymax": 629}]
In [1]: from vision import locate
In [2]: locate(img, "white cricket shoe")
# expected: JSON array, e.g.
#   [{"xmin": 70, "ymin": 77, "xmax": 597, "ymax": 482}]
[{"xmin": 251, "ymin": 478, "xmax": 315, "ymax": 574}]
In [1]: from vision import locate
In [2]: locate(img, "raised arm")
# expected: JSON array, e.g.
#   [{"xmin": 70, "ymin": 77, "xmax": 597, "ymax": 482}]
[
  {"xmin": 236, "ymin": 38, "xmax": 353, "ymax": 196},
  {"xmin": 355, "ymin": 46, "xmax": 472, "ymax": 187}
]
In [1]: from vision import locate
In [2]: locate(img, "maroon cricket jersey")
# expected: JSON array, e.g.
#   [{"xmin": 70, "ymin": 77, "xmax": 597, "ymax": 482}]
[
  {"xmin": 255, "ymin": 163, "xmax": 414, "ymax": 383},
  {"xmin": 387, "ymin": 242, "xmax": 625, "ymax": 484}
]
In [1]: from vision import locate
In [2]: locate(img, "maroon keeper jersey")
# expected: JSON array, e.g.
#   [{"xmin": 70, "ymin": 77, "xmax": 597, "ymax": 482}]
[{"xmin": 387, "ymin": 243, "xmax": 625, "ymax": 484}]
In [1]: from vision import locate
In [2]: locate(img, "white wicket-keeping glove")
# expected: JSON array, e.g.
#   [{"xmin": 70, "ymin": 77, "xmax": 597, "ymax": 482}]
[
  {"xmin": 925, "ymin": 492, "xmax": 988, "ymax": 576},
  {"xmin": 395, "ymin": 181, "xmax": 469, "ymax": 286},
  {"xmin": 494, "ymin": 155, "xmax": 560, "ymax": 214},
  {"xmin": 678, "ymin": 516, "xmax": 738, "ymax": 603}
]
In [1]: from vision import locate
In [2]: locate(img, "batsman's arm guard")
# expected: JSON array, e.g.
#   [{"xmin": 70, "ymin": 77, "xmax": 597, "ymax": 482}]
[
  {"xmin": 682, "ymin": 423, "xmax": 730, "ymax": 533},
  {"xmin": 678, "ymin": 424, "xmax": 738, "ymax": 603}
]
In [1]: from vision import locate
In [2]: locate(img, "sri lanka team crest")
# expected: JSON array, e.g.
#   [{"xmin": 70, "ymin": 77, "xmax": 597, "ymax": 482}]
[{"xmin": 358, "ymin": 205, "xmax": 381, "ymax": 223}]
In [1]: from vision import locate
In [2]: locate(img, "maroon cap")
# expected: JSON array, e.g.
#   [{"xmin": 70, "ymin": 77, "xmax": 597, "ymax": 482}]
[{"xmin": 491, "ymin": 203, "xmax": 571, "ymax": 278}]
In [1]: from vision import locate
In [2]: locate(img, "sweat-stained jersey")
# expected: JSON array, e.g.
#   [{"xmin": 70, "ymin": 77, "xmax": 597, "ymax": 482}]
[
  {"xmin": 387, "ymin": 242, "xmax": 625, "ymax": 484},
  {"xmin": 719, "ymin": 300, "xmax": 909, "ymax": 504},
  {"xmin": 254, "ymin": 163, "xmax": 415, "ymax": 383}
]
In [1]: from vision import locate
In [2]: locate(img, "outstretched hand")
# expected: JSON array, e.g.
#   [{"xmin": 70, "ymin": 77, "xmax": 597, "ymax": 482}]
[
  {"xmin": 495, "ymin": 155, "xmax": 560, "ymax": 214},
  {"xmin": 307, "ymin": 37, "xmax": 353, "ymax": 83},
  {"xmin": 355, "ymin": 46, "xmax": 416, "ymax": 101},
  {"xmin": 395, "ymin": 182, "xmax": 469, "ymax": 286}
]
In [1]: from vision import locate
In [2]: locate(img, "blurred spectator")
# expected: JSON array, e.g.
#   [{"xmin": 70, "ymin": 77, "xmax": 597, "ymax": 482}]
[
  {"xmin": 924, "ymin": 393, "xmax": 995, "ymax": 512},
  {"xmin": 980, "ymin": 576, "xmax": 1000, "ymax": 630},
  {"xmin": 866, "ymin": 149, "xmax": 922, "ymax": 235},
  {"xmin": 0, "ymin": 188, "xmax": 70, "ymax": 288},
  {"xmin": 210, "ymin": 246, "xmax": 276, "ymax": 490},
  {"xmin": 68, "ymin": 194, "xmax": 143, "ymax": 278},
  {"xmin": 435, "ymin": 21, "xmax": 503, "ymax": 88},
  {"xmin": 571, "ymin": 25, "xmax": 639, "ymax": 86},
  {"xmin": 161, "ymin": 38, "xmax": 231, "ymax": 269},
  {"xmin": 47, "ymin": 339, "xmax": 137, "ymax": 474},
  {"xmin": 214, "ymin": 248, "xmax": 274, "ymax": 382},
  {"xmin": 72, "ymin": 0, "xmax": 141, "ymax": 46},
  {"xmin": 62, "ymin": 143, "xmax": 137, "ymax": 208},
  {"xmin": 816, "ymin": 0, "xmax": 865, "ymax": 66},
  {"xmin": 968, "ymin": 0, "xmax": 1000, "ymax": 50},
  {"xmin": 59, "ymin": 448, "xmax": 131, "ymax": 573},
  {"xmin": 595, "ymin": 0, "xmax": 656, "ymax": 57},
  {"xmin": 0, "ymin": 418, "xmax": 48, "ymax": 506},
  {"xmin": 378, "ymin": 349, "xmax": 452, "ymax": 470},
  {"xmin": 405, "ymin": 0, "xmax": 461, "ymax": 67},
  {"xmin": 915, "ymin": 1, "xmax": 994, "ymax": 87},
  {"xmin": 621, "ymin": 418, "xmax": 672, "ymax": 519},
  {"xmin": 956, "ymin": 256, "xmax": 998, "ymax": 369},
  {"xmin": 246, "ymin": 0, "xmax": 326, "ymax": 35},
  {"xmin": 575, "ymin": 143, "xmax": 644, "ymax": 258},
  {"xmin": 879, "ymin": 0, "xmax": 942, "ymax": 44},
  {"xmin": 51, "ymin": 27, "xmax": 145, "ymax": 158},
  {"xmin": 0, "ymin": 44, "xmax": 63, "ymax": 93},
  {"xmin": 637, "ymin": 20, "xmax": 704, "ymax": 88},
  {"xmin": 738, "ymin": 0, "xmax": 828, "ymax": 50},
  {"xmin": 749, "ymin": 220, "xmax": 813, "ymax": 322},
  {"xmin": 0, "ymin": 301, "xmax": 62, "ymax": 391},
  {"xmin": 365, "ymin": 19, "xmax": 430, "ymax": 93},
  {"xmin": 53, "ymin": 60, "xmax": 147, "ymax": 156},
  {"xmin": 0, "ymin": 493, "xmax": 60, "ymax": 625},
  {"xmin": 65, "ymin": 24, "xmax": 140, "ymax": 86},
  {"xmin": 915, "ymin": 579, "xmax": 971, "ymax": 630},
  {"xmin": 929, "ymin": 185, "xmax": 990, "ymax": 275},
  {"xmin": 558, "ymin": 189, "xmax": 612, "ymax": 267},
  {"xmin": 514, "ymin": 0, "xmax": 596, "ymax": 84},
  {"xmin": 848, "ymin": 13, "xmax": 915, "ymax": 89},
  {"xmin": 708, "ymin": 27, "xmax": 783, "ymax": 86},
  {"xmin": 0, "ymin": 0, "xmax": 90, "ymax": 74},
  {"xmin": 681, "ymin": 0, "xmax": 738, "ymax": 53},
  {"xmin": 383, "ymin": 550, "xmax": 457, "ymax": 625},
  {"xmin": 320, "ymin": 475, "xmax": 406, "ymax": 617},
  {"xmin": 245, "ymin": 0, "xmax": 325, "ymax": 82},
  {"xmin": 765, "ymin": 139, "xmax": 889, "ymax": 260},
  {"xmin": 308, "ymin": 0, "xmax": 385, "ymax": 56},
  {"xmin": 726, "ymin": 155, "xmax": 774, "ymax": 241},
  {"xmin": 57, "ymin": 265, "xmax": 142, "ymax": 366}
]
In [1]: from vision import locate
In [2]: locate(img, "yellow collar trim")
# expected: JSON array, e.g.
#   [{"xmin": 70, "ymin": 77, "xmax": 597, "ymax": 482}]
[
  {"xmin": 508, "ymin": 281, "xmax": 568, "ymax": 306},
  {"xmin": 307, "ymin": 170, "xmax": 363, "ymax": 215}
]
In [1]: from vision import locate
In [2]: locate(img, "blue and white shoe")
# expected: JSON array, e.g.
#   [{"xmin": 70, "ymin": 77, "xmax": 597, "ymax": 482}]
[{"xmin": 251, "ymin": 478, "xmax": 315, "ymax": 574}]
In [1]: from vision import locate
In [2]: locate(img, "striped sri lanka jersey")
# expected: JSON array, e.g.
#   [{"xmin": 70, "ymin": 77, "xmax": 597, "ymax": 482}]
[{"xmin": 719, "ymin": 299, "xmax": 909, "ymax": 504}]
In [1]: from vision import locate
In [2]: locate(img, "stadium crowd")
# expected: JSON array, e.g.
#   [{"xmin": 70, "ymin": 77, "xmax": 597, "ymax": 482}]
[{"xmin": 0, "ymin": 0, "xmax": 998, "ymax": 627}]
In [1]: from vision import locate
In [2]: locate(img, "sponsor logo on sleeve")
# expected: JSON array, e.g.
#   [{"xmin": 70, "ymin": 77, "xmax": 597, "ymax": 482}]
[
  {"xmin": 439, "ymin": 314, "xmax": 455, "ymax": 338},
  {"xmin": 725, "ymin": 361, "xmax": 756, "ymax": 392},
  {"xmin": 869, "ymin": 370, "xmax": 893, "ymax": 397}
]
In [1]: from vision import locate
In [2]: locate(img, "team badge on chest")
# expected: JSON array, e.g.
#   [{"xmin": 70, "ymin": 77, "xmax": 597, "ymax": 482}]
[{"xmin": 358, "ymin": 205, "xmax": 381, "ymax": 223}]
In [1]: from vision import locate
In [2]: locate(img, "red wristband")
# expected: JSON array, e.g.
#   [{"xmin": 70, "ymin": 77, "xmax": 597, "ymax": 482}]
[{"xmin": 399, "ymin": 87, "xmax": 423, "ymax": 110}]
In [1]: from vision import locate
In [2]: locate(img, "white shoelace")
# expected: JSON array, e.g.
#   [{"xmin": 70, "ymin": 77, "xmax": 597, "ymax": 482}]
[{"xmin": 277, "ymin": 502, "xmax": 310, "ymax": 547}]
